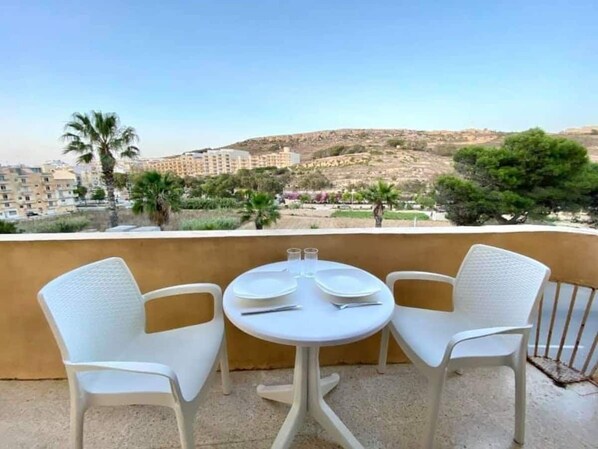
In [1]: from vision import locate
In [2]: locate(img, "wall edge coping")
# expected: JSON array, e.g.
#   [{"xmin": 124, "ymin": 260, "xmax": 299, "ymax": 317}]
[{"xmin": 0, "ymin": 224, "xmax": 596, "ymax": 242}]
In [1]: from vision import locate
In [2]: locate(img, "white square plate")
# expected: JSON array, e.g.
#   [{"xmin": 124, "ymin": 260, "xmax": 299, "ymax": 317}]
[
  {"xmin": 315, "ymin": 268, "xmax": 381, "ymax": 298},
  {"xmin": 234, "ymin": 271, "xmax": 298, "ymax": 300}
]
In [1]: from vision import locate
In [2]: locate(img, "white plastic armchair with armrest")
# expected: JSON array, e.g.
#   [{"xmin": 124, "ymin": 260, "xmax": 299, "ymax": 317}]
[
  {"xmin": 37, "ymin": 257, "xmax": 231, "ymax": 449},
  {"xmin": 378, "ymin": 244, "xmax": 550, "ymax": 449}
]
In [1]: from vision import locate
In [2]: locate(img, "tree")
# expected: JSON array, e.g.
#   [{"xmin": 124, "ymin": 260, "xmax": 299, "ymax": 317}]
[
  {"xmin": 200, "ymin": 174, "xmax": 236, "ymax": 198},
  {"xmin": 131, "ymin": 171, "xmax": 183, "ymax": 230},
  {"xmin": 436, "ymin": 128, "xmax": 593, "ymax": 225},
  {"xmin": 62, "ymin": 111, "xmax": 140, "ymax": 227},
  {"xmin": 416, "ymin": 194, "xmax": 436, "ymax": 209},
  {"xmin": 74, "ymin": 185, "xmax": 88, "ymax": 202},
  {"xmin": 240, "ymin": 192, "xmax": 280, "ymax": 230},
  {"xmin": 91, "ymin": 187, "xmax": 106, "ymax": 201},
  {"xmin": 435, "ymin": 176, "xmax": 496, "ymax": 225},
  {"xmin": 113, "ymin": 173, "xmax": 129, "ymax": 191},
  {"xmin": 363, "ymin": 180, "xmax": 400, "ymax": 227},
  {"xmin": 296, "ymin": 170, "xmax": 332, "ymax": 190}
]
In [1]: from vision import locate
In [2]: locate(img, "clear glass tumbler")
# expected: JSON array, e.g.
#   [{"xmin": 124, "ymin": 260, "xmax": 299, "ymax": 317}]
[
  {"xmin": 287, "ymin": 248, "xmax": 302, "ymax": 277},
  {"xmin": 303, "ymin": 248, "xmax": 318, "ymax": 277}
]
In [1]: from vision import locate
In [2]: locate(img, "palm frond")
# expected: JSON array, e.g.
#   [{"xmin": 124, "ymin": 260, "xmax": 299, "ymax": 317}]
[
  {"xmin": 76, "ymin": 153, "xmax": 95, "ymax": 164},
  {"xmin": 119, "ymin": 145, "xmax": 140, "ymax": 159}
]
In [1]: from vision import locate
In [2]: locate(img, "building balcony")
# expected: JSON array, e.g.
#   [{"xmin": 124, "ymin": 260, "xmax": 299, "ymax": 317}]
[{"xmin": 0, "ymin": 226, "xmax": 596, "ymax": 448}]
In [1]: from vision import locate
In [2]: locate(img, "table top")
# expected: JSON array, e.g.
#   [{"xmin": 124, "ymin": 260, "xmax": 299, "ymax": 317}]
[{"xmin": 223, "ymin": 260, "xmax": 395, "ymax": 347}]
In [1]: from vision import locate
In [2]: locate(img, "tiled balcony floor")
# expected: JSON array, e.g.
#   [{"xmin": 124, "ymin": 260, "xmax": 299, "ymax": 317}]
[{"xmin": 1, "ymin": 363, "xmax": 596, "ymax": 448}]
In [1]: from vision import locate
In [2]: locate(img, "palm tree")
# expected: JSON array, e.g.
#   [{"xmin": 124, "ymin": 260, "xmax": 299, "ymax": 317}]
[
  {"xmin": 363, "ymin": 180, "xmax": 400, "ymax": 227},
  {"xmin": 62, "ymin": 111, "xmax": 140, "ymax": 227},
  {"xmin": 240, "ymin": 192, "xmax": 280, "ymax": 230},
  {"xmin": 131, "ymin": 171, "xmax": 183, "ymax": 230}
]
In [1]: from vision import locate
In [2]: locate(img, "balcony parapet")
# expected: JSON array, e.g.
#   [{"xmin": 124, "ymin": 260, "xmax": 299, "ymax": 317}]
[{"xmin": 1, "ymin": 225, "xmax": 597, "ymax": 379}]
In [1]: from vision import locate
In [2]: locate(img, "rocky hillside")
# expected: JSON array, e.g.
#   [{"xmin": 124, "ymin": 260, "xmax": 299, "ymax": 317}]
[{"xmin": 222, "ymin": 128, "xmax": 598, "ymax": 189}]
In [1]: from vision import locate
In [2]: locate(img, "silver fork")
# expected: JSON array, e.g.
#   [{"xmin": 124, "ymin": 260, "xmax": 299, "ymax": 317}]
[{"xmin": 332, "ymin": 301, "xmax": 383, "ymax": 310}]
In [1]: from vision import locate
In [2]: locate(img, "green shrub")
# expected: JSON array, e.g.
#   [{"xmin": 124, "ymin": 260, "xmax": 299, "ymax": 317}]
[
  {"xmin": 310, "ymin": 224, "xmax": 319, "ymax": 229},
  {"xmin": 179, "ymin": 217, "xmax": 240, "ymax": 231},
  {"xmin": 0, "ymin": 220, "xmax": 18, "ymax": 234},
  {"xmin": 180, "ymin": 197, "xmax": 240, "ymax": 210},
  {"xmin": 312, "ymin": 144, "xmax": 366, "ymax": 159},
  {"xmin": 405, "ymin": 140, "xmax": 428, "ymax": 151},
  {"xmin": 33, "ymin": 217, "xmax": 90, "ymax": 233},
  {"xmin": 386, "ymin": 138, "xmax": 405, "ymax": 147}
]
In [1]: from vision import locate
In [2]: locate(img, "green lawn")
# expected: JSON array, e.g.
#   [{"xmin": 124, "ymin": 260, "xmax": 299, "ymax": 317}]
[{"xmin": 331, "ymin": 210, "xmax": 430, "ymax": 220}]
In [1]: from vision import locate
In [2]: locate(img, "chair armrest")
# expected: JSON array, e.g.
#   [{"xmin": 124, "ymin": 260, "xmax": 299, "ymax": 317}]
[
  {"xmin": 65, "ymin": 361, "xmax": 183, "ymax": 401},
  {"xmin": 142, "ymin": 283, "xmax": 223, "ymax": 319},
  {"xmin": 440, "ymin": 325, "xmax": 532, "ymax": 367},
  {"xmin": 386, "ymin": 271, "xmax": 455, "ymax": 291}
]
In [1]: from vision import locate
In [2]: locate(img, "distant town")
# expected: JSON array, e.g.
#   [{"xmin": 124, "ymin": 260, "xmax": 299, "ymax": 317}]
[{"xmin": 0, "ymin": 147, "xmax": 301, "ymax": 220}]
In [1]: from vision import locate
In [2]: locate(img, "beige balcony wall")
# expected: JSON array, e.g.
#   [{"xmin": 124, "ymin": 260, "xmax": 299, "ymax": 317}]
[{"xmin": 0, "ymin": 226, "xmax": 596, "ymax": 379}]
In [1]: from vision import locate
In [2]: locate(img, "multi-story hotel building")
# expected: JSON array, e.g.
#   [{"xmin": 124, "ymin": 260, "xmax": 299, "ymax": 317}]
[
  {"xmin": 0, "ymin": 165, "xmax": 77, "ymax": 219},
  {"xmin": 139, "ymin": 147, "xmax": 300, "ymax": 177}
]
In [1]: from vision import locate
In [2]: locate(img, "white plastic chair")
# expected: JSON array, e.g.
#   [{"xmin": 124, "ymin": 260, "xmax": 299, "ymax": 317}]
[
  {"xmin": 378, "ymin": 244, "xmax": 550, "ymax": 448},
  {"xmin": 38, "ymin": 257, "xmax": 231, "ymax": 449}
]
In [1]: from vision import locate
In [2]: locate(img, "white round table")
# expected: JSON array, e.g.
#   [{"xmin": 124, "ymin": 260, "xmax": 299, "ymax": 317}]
[{"xmin": 223, "ymin": 260, "xmax": 394, "ymax": 449}]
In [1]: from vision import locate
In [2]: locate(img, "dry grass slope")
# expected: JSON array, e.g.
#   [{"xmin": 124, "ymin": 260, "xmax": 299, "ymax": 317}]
[{"xmin": 222, "ymin": 127, "xmax": 598, "ymax": 188}]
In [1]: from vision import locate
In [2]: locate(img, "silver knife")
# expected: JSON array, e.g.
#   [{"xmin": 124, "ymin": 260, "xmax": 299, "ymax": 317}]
[{"xmin": 241, "ymin": 304, "xmax": 302, "ymax": 316}]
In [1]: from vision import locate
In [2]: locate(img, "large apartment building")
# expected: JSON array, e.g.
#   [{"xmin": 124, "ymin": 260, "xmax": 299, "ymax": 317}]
[
  {"xmin": 139, "ymin": 147, "xmax": 300, "ymax": 177},
  {"xmin": 0, "ymin": 165, "xmax": 77, "ymax": 219}
]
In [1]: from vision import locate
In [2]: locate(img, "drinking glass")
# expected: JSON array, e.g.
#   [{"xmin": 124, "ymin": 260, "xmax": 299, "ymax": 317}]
[
  {"xmin": 303, "ymin": 248, "xmax": 318, "ymax": 277},
  {"xmin": 287, "ymin": 248, "xmax": 302, "ymax": 277}
]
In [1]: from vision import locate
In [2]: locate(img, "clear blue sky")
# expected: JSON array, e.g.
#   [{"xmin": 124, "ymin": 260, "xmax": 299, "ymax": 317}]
[{"xmin": 0, "ymin": 0, "xmax": 596, "ymax": 164}]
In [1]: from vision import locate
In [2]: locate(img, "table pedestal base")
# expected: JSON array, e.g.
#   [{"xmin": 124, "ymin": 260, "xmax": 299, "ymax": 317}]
[{"xmin": 257, "ymin": 346, "xmax": 364, "ymax": 449}]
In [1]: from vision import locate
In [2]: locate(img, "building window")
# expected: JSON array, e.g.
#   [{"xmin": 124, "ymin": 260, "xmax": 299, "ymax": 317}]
[
  {"xmin": 25, "ymin": 195, "xmax": 30, "ymax": 201},
  {"xmin": 4, "ymin": 203, "xmax": 9, "ymax": 207},
  {"xmin": 2, "ymin": 194, "xmax": 6, "ymax": 199}
]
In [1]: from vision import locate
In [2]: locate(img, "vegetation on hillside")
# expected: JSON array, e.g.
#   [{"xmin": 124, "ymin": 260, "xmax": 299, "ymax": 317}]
[
  {"xmin": 188, "ymin": 167, "xmax": 290, "ymax": 199},
  {"xmin": 295, "ymin": 170, "xmax": 332, "ymax": 190},
  {"xmin": 312, "ymin": 144, "xmax": 366, "ymax": 159}
]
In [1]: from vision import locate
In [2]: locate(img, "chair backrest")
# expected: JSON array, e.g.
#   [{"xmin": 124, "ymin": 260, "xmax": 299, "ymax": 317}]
[
  {"xmin": 453, "ymin": 244, "xmax": 550, "ymax": 327},
  {"xmin": 38, "ymin": 257, "xmax": 145, "ymax": 363}
]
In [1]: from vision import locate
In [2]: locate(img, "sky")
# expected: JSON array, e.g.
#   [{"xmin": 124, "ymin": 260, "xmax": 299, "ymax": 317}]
[{"xmin": 0, "ymin": 0, "xmax": 596, "ymax": 165}]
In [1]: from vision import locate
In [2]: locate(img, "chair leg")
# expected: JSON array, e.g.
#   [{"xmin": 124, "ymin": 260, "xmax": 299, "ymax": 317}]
[
  {"xmin": 514, "ymin": 352, "xmax": 527, "ymax": 445},
  {"xmin": 423, "ymin": 372, "xmax": 446, "ymax": 449},
  {"xmin": 70, "ymin": 399, "xmax": 85, "ymax": 449},
  {"xmin": 377, "ymin": 326, "xmax": 390, "ymax": 374},
  {"xmin": 220, "ymin": 338, "xmax": 231, "ymax": 395},
  {"xmin": 175, "ymin": 406, "xmax": 195, "ymax": 449}
]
